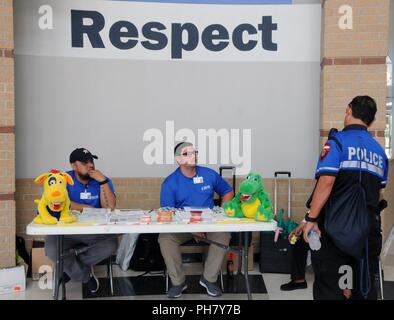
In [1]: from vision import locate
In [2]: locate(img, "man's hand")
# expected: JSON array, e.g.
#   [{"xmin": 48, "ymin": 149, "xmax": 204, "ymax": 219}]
[
  {"xmin": 288, "ymin": 221, "xmax": 306, "ymax": 242},
  {"xmin": 88, "ymin": 169, "xmax": 106, "ymax": 183},
  {"xmin": 70, "ymin": 201, "xmax": 93, "ymax": 212},
  {"xmin": 192, "ymin": 233, "xmax": 206, "ymax": 242},
  {"xmin": 303, "ymin": 221, "xmax": 321, "ymax": 243}
]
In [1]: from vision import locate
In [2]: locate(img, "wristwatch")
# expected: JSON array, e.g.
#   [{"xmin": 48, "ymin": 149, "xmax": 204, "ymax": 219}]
[
  {"xmin": 99, "ymin": 178, "xmax": 109, "ymax": 186},
  {"xmin": 304, "ymin": 210, "xmax": 318, "ymax": 223}
]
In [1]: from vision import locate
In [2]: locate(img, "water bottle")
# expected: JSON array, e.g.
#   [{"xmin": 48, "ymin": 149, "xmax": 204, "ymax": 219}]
[{"xmin": 308, "ymin": 230, "xmax": 321, "ymax": 251}]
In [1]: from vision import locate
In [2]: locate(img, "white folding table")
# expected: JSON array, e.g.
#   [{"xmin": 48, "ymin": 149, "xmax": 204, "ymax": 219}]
[{"xmin": 27, "ymin": 217, "xmax": 277, "ymax": 300}]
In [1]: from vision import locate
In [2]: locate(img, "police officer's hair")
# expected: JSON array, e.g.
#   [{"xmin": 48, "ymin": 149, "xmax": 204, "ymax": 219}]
[{"xmin": 349, "ymin": 95, "xmax": 377, "ymax": 126}]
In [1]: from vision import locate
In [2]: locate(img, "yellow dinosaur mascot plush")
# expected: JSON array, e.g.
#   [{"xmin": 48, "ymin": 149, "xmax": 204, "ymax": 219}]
[{"xmin": 33, "ymin": 169, "xmax": 77, "ymax": 225}]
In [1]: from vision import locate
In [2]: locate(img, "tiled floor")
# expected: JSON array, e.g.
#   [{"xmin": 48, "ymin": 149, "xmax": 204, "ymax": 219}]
[
  {"xmin": 0, "ymin": 262, "xmax": 311, "ymax": 300},
  {"xmin": 383, "ymin": 251, "xmax": 394, "ymax": 281},
  {"xmin": 382, "ymin": 229, "xmax": 394, "ymax": 281},
  {"xmin": 1, "ymin": 236, "xmax": 394, "ymax": 300}
]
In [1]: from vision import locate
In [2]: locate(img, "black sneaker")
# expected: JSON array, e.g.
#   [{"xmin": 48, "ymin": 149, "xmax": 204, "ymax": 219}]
[
  {"xmin": 280, "ymin": 280, "xmax": 307, "ymax": 291},
  {"xmin": 87, "ymin": 267, "xmax": 99, "ymax": 294}
]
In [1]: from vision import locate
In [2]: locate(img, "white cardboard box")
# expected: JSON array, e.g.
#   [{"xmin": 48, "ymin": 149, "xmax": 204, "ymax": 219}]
[{"xmin": 0, "ymin": 265, "xmax": 26, "ymax": 295}]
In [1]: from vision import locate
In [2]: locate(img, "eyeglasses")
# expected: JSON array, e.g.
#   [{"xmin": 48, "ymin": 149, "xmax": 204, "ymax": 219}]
[{"xmin": 181, "ymin": 151, "xmax": 198, "ymax": 157}]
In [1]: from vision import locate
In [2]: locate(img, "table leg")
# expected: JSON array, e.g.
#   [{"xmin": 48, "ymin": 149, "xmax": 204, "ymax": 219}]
[
  {"xmin": 53, "ymin": 235, "xmax": 66, "ymax": 300},
  {"xmin": 59, "ymin": 236, "xmax": 66, "ymax": 300},
  {"xmin": 242, "ymin": 232, "xmax": 252, "ymax": 300},
  {"xmin": 237, "ymin": 233, "xmax": 242, "ymax": 274},
  {"xmin": 54, "ymin": 235, "xmax": 61, "ymax": 300}
]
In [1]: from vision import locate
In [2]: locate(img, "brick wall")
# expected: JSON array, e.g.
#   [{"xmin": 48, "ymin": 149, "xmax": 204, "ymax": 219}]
[
  {"xmin": 16, "ymin": 177, "xmax": 315, "ymax": 252},
  {"xmin": 0, "ymin": 0, "xmax": 15, "ymax": 268},
  {"xmin": 321, "ymin": 0, "xmax": 392, "ymax": 241},
  {"xmin": 321, "ymin": 0, "xmax": 390, "ymax": 147},
  {"xmin": 382, "ymin": 160, "xmax": 394, "ymax": 242}
]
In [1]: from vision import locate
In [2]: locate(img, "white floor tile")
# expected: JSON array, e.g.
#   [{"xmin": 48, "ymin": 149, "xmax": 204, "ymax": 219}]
[{"xmin": 262, "ymin": 271, "xmax": 314, "ymax": 300}]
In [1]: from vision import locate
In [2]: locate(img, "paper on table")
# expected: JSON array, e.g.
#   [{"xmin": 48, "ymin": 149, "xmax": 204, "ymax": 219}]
[
  {"xmin": 82, "ymin": 208, "xmax": 111, "ymax": 214},
  {"xmin": 77, "ymin": 208, "xmax": 111, "ymax": 223},
  {"xmin": 110, "ymin": 210, "xmax": 145, "ymax": 224}
]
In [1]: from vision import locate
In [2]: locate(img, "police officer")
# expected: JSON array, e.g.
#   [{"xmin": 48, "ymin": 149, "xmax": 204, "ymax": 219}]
[{"xmin": 302, "ymin": 96, "xmax": 388, "ymax": 300}]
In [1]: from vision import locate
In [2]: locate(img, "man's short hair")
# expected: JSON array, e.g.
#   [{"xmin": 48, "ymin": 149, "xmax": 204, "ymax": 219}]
[
  {"xmin": 174, "ymin": 142, "xmax": 193, "ymax": 155},
  {"xmin": 349, "ymin": 96, "xmax": 377, "ymax": 126}
]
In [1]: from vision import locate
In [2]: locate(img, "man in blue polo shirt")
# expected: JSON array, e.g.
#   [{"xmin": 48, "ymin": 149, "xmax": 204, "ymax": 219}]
[
  {"xmin": 158, "ymin": 142, "xmax": 234, "ymax": 298},
  {"xmin": 45, "ymin": 148, "xmax": 118, "ymax": 294}
]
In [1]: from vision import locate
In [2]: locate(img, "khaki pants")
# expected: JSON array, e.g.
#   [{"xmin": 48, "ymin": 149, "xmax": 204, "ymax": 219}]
[{"xmin": 159, "ymin": 232, "xmax": 231, "ymax": 286}]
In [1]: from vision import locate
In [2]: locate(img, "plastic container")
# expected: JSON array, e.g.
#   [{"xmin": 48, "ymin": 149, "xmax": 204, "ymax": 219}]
[{"xmin": 157, "ymin": 210, "xmax": 173, "ymax": 223}]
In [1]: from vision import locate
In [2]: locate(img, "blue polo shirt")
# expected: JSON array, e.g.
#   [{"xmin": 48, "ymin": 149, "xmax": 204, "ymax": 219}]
[
  {"xmin": 315, "ymin": 124, "xmax": 388, "ymax": 210},
  {"xmin": 66, "ymin": 170, "xmax": 115, "ymax": 208},
  {"xmin": 315, "ymin": 125, "xmax": 388, "ymax": 185},
  {"xmin": 160, "ymin": 166, "xmax": 232, "ymax": 209}
]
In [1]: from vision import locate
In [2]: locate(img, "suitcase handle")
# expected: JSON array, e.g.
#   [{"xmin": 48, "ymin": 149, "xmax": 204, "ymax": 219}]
[
  {"xmin": 274, "ymin": 171, "xmax": 291, "ymax": 178},
  {"xmin": 219, "ymin": 166, "xmax": 236, "ymax": 178},
  {"xmin": 218, "ymin": 166, "xmax": 236, "ymax": 204},
  {"xmin": 274, "ymin": 171, "xmax": 292, "ymax": 219}
]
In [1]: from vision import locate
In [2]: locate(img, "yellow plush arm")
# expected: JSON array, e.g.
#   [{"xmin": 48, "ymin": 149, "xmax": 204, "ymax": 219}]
[
  {"xmin": 59, "ymin": 197, "xmax": 76, "ymax": 223},
  {"xmin": 35, "ymin": 198, "xmax": 57, "ymax": 224}
]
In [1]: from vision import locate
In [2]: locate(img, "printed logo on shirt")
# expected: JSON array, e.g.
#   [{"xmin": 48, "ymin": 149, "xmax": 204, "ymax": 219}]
[
  {"xmin": 201, "ymin": 185, "xmax": 211, "ymax": 191},
  {"xmin": 342, "ymin": 146, "xmax": 385, "ymax": 177},
  {"xmin": 320, "ymin": 142, "xmax": 331, "ymax": 160}
]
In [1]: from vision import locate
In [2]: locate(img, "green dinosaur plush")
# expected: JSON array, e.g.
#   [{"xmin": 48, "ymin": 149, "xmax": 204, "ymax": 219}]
[{"xmin": 223, "ymin": 173, "xmax": 274, "ymax": 222}]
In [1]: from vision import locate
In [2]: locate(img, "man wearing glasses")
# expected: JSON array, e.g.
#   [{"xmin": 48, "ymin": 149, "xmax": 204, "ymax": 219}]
[{"xmin": 159, "ymin": 142, "xmax": 234, "ymax": 298}]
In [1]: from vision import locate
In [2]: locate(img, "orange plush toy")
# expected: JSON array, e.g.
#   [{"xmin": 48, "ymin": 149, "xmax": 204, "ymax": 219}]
[{"xmin": 33, "ymin": 169, "xmax": 77, "ymax": 225}]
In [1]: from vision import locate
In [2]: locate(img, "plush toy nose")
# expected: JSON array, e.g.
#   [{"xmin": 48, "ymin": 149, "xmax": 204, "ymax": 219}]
[{"xmin": 51, "ymin": 190, "xmax": 61, "ymax": 197}]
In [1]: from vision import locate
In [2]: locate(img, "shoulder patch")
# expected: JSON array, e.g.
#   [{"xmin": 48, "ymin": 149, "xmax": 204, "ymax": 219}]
[{"xmin": 320, "ymin": 142, "xmax": 331, "ymax": 160}]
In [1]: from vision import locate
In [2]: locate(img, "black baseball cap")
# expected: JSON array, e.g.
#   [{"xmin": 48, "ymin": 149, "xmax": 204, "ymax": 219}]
[{"xmin": 69, "ymin": 148, "xmax": 98, "ymax": 163}]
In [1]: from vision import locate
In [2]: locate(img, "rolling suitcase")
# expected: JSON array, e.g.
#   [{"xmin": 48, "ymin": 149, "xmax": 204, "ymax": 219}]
[
  {"xmin": 259, "ymin": 171, "xmax": 293, "ymax": 274},
  {"xmin": 216, "ymin": 166, "xmax": 236, "ymax": 205}
]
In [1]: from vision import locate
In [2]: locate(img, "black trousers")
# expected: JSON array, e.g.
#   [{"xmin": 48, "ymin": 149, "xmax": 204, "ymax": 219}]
[
  {"xmin": 311, "ymin": 215, "xmax": 382, "ymax": 300},
  {"xmin": 291, "ymin": 237, "xmax": 309, "ymax": 281}
]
